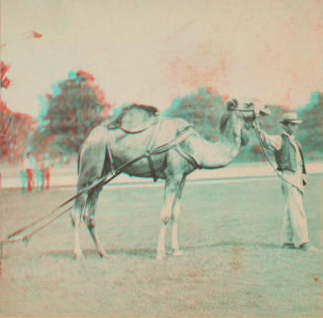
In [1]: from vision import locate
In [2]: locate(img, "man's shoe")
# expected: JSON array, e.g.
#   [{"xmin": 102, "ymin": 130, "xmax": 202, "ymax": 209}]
[
  {"xmin": 299, "ymin": 243, "xmax": 319, "ymax": 252},
  {"xmin": 282, "ymin": 243, "xmax": 295, "ymax": 249}
]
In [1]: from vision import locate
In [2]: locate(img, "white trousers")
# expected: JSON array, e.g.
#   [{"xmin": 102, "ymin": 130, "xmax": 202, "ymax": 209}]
[{"xmin": 281, "ymin": 183, "xmax": 309, "ymax": 247}]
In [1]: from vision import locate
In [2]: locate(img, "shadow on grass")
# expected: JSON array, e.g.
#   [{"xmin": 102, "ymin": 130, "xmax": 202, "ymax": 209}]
[
  {"xmin": 43, "ymin": 247, "xmax": 157, "ymax": 260},
  {"xmin": 183, "ymin": 241, "xmax": 281, "ymax": 251},
  {"xmin": 42, "ymin": 241, "xmax": 281, "ymax": 261}
]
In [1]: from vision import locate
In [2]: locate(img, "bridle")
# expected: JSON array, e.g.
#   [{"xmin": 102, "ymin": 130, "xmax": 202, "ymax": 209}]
[
  {"xmin": 227, "ymin": 99, "xmax": 300, "ymax": 189},
  {"xmin": 227, "ymin": 99, "xmax": 258, "ymax": 120}
]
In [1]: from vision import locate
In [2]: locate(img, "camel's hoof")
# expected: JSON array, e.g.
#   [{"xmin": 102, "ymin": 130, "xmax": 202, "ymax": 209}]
[
  {"xmin": 156, "ymin": 253, "xmax": 166, "ymax": 260},
  {"xmin": 173, "ymin": 250, "xmax": 183, "ymax": 257},
  {"xmin": 75, "ymin": 255, "xmax": 85, "ymax": 261},
  {"xmin": 74, "ymin": 251, "xmax": 85, "ymax": 261}
]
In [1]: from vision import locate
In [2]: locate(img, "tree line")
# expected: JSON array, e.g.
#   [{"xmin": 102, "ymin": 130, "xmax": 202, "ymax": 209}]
[
  {"xmin": 1, "ymin": 61, "xmax": 322, "ymax": 163},
  {"xmin": 164, "ymin": 88, "xmax": 323, "ymax": 162}
]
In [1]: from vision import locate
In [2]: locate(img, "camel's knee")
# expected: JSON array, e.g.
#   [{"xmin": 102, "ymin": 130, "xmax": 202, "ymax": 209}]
[
  {"xmin": 160, "ymin": 211, "xmax": 171, "ymax": 225},
  {"xmin": 83, "ymin": 214, "xmax": 95, "ymax": 229},
  {"xmin": 70, "ymin": 209, "xmax": 82, "ymax": 227},
  {"xmin": 70, "ymin": 212, "xmax": 76, "ymax": 227}
]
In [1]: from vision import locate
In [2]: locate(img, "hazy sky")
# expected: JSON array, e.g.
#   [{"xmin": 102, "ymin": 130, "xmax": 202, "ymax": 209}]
[{"xmin": 1, "ymin": 0, "xmax": 322, "ymax": 117}]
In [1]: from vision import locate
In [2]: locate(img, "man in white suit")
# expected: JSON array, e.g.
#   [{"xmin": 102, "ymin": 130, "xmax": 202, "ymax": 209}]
[{"xmin": 254, "ymin": 112, "xmax": 318, "ymax": 251}]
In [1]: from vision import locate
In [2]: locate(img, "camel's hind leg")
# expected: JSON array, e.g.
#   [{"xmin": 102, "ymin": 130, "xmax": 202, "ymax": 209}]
[
  {"xmin": 71, "ymin": 192, "xmax": 87, "ymax": 260},
  {"xmin": 84, "ymin": 187, "xmax": 109, "ymax": 258},
  {"xmin": 71, "ymin": 127, "xmax": 110, "ymax": 260}
]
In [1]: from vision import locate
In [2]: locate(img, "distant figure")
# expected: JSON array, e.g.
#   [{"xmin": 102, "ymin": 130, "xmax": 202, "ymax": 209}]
[
  {"xmin": 23, "ymin": 152, "xmax": 34, "ymax": 192},
  {"xmin": 36, "ymin": 155, "xmax": 44, "ymax": 191},
  {"xmin": 42, "ymin": 153, "xmax": 52, "ymax": 190},
  {"xmin": 18, "ymin": 155, "xmax": 27, "ymax": 193},
  {"xmin": 29, "ymin": 153, "xmax": 38, "ymax": 190},
  {"xmin": 255, "ymin": 112, "xmax": 318, "ymax": 252}
]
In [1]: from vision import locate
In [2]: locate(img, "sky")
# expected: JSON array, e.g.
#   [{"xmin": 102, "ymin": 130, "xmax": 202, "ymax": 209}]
[{"xmin": 1, "ymin": 0, "xmax": 322, "ymax": 117}]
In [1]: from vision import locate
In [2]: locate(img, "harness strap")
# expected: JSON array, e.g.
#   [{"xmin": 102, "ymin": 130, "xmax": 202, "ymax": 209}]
[
  {"xmin": 174, "ymin": 147, "xmax": 200, "ymax": 168},
  {"xmin": 106, "ymin": 123, "xmax": 196, "ymax": 183},
  {"xmin": 151, "ymin": 126, "xmax": 195, "ymax": 155},
  {"xmin": 145, "ymin": 116, "xmax": 163, "ymax": 182},
  {"xmin": 1, "ymin": 124, "xmax": 197, "ymax": 247},
  {"xmin": 106, "ymin": 142, "xmax": 116, "ymax": 175}
]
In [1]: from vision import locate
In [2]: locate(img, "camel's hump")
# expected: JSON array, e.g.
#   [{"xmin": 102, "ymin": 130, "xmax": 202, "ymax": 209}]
[{"xmin": 109, "ymin": 104, "xmax": 159, "ymax": 131}]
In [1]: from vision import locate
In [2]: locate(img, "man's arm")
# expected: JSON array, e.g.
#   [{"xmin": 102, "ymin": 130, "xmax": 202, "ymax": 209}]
[{"xmin": 253, "ymin": 121, "xmax": 282, "ymax": 151}]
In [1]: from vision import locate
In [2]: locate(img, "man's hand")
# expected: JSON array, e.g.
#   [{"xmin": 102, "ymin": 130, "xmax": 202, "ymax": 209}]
[{"xmin": 302, "ymin": 174, "xmax": 308, "ymax": 186}]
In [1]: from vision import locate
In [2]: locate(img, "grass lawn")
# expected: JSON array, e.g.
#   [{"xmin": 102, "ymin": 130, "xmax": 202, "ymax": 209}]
[{"xmin": 0, "ymin": 175, "xmax": 322, "ymax": 316}]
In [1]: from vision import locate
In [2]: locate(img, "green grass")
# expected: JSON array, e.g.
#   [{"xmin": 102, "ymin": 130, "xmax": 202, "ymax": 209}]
[{"xmin": 0, "ymin": 175, "xmax": 322, "ymax": 316}]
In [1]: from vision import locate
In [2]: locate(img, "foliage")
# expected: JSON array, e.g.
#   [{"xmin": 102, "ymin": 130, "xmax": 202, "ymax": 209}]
[
  {"xmin": 0, "ymin": 60, "xmax": 35, "ymax": 162},
  {"xmin": 0, "ymin": 60, "xmax": 11, "ymax": 89},
  {"xmin": 163, "ymin": 87, "xmax": 323, "ymax": 162},
  {"xmin": 163, "ymin": 87, "xmax": 225, "ymax": 141},
  {"xmin": 0, "ymin": 100, "xmax": 35, "ymax": 162},
  {"xmin": 33, "ymin": 70, "xmax": 112, "ymax": 155},
  {"xmin": 297, "ymin": 92, "xmax": 323, "ymax": 161}
]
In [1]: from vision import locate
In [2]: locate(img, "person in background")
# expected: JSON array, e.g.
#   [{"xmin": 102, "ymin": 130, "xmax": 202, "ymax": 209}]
[
  {"xmin": 29, "ymin": 153, "xmax": 38, "ymax": 191},
  {"xmin": 36, "ymin": 154, "xmax": 44, "ymax": 191},
  {"xmin": 254, "ymin": 112, "xmax": 318, "ymax": 252},
  {"xmin": 18, "ymin": 155, "xmax": 27, "ymax": 193},
  {"xmin": 42, "ymin": 153, "xmax": 52, "ymax": 190},
  {"xmin": 23, "ymin": 152, "xmax": 34, "ymax": 192}
]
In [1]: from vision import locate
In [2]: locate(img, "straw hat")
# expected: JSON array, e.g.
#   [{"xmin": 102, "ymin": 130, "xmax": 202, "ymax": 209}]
[{"xmin": 279, "ymin": 112, "xmax": 302, "ymax": 124}]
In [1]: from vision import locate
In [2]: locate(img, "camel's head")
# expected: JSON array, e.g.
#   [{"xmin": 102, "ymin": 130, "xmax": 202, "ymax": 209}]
[{"xmin": 226, "ymin": 98, "xmax": 270, "ymax": 130}]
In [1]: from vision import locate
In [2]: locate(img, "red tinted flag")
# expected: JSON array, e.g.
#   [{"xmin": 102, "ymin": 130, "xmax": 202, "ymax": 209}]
[{"xmin": 24, "ymin": 30, "xmax": 43, "ymax": 39}]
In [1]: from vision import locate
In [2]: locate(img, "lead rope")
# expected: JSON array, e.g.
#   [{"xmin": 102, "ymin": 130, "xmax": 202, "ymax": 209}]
[{"xmin": 253, "ymin": 122, "xmax": 302, "ymax": 190}]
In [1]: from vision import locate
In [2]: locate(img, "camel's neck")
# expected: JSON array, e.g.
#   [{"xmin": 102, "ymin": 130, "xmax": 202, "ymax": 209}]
[{"xmin": 196, "ymin": 113, "xmax": 244, "ymax": 169}]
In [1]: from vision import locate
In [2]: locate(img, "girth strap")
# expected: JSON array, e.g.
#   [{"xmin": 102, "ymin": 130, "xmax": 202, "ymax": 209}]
[
  {"xmin": 174, "ymin": 147, "xmax": 200, "ymax": 169},
  {"xmin": 144, "ymin": 117, "xmax": 163, "ymax": 182},
  {"xmin": 105, "ymin": 122, "xmax": 198, "ymax": 182}
]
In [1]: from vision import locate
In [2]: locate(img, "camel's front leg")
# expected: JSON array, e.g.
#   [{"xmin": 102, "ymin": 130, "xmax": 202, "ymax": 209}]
[
  {"xmin": 171, "ymin": 177, "xmax": 186, "ymax": 257},
  {"xmin": 171, "ymin": 200, "xmax": 182, "ymax": 256},
  {"xmin": 156, "ymin": 176, "xmax": 181, "ymax": 260}
]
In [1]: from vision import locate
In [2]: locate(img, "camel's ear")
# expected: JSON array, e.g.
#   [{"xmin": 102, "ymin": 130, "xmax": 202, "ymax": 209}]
[
  {"xmin": 259, "ymin": 105, "xmax": 271, "ymax": 117},
  {"xmin": 226, "ymin": 99, "xmax": 238, "ymax": 110},
  {"xmin": 243, "ymin": 98, "xmax": 255, "ymax": 109}
]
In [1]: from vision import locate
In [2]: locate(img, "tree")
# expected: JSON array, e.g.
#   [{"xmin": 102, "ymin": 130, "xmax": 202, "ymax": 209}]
[
  {"xmin": 163, "ymin": 87, "xmax": 225, "ymax": 141},
  {"xmin": 163, "ymin": 87, "xmax": 289, "ymax": 162},
  {"xmin": 0, "ymin": 60, "xmax": 10, "ymax": 89},
  {"xmin": 34, "ymin": 70, "xmax": 112, "ymax": 155},
  {"xmin": 0, "ymin": 100, "xmax": 35, "ymax": 162},
  {"xmin": 297, "ymin": 92, "xmax": 323, "ymax": 161}
]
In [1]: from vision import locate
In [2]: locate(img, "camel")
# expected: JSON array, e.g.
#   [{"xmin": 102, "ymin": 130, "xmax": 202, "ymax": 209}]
[{"xmin": 70, "ymin": 99, "xmax": 269, "ymax": 260}]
